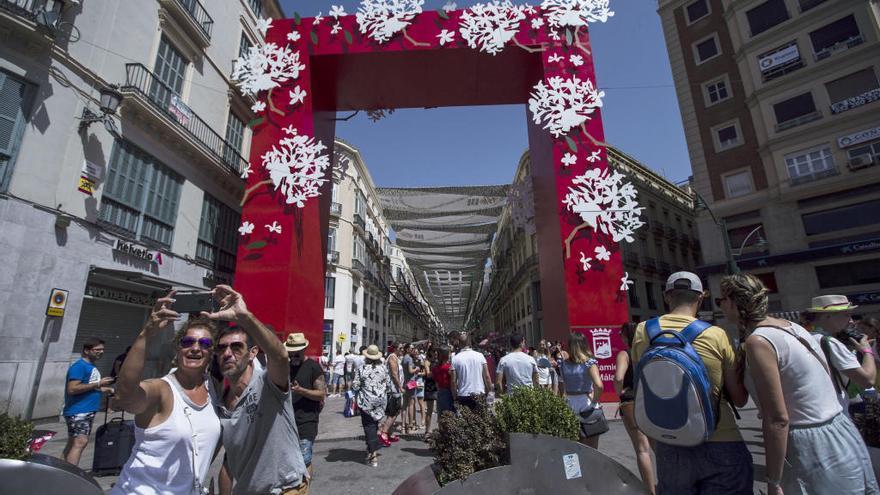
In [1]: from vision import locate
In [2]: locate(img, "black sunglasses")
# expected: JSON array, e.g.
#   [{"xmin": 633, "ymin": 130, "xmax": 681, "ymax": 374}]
[
  {"xmin": 180, "ymin": 336, "xmax": 214, "ymax": 350},
  {"xmin": 215, "ymin": 341, "xmax": 248, "ymax": 353}
]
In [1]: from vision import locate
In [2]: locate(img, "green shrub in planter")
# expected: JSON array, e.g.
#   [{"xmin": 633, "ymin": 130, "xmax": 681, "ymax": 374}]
[
  {"xmin": 430, "ymin": 397, "xmax": 505, "ymax": 486},
  {"xmin": 0, "ymin": 414, "xmax": 34, "ymax": 460},
  {"xmin": 495, "ymin": 386, "xmax": 579, "ymax": 442}
]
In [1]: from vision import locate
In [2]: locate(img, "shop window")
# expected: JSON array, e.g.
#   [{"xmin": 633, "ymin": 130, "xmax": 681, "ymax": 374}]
[
  {"xmin": 802, "ymin": 199, "xmax": 880, "ymax": 236},
  {"xmin": 196, "ymin": 193, "xmax": 240, "ymax": 273},
  {"xmin": 99, "ymin": 140, "xmax": 183, "ymax": 248},
  {"xmin": 685, "ymin": 0, "xmax": 710, "ymax": 24},
  {"xmin": 722, "ymin": 170, "xmax": 754, "ymax": 199},
  {"xmin": 324, "ymin": 276, "xmax": 335, "ymax": 308},
  {"xmin": 694, "ymin": 35, "xmax": 720, "ymax": 64},
  {"xmin": 746, "ymin": 0, "xmax": 789, "ymax": 37},
  {"xmin": 809, "ymin": 16, "xmax": 862, "ymax": 60},
  {"xmin": 784, "ymin": 145, "xmax": 837, "ymax": 185},
  {"xmin": 773, "ymin": 92, "xmax": 818, "ymax": 131},
  {"xmin": 816, "ymin": 258, "xmax": 880, "ymax": 288}
]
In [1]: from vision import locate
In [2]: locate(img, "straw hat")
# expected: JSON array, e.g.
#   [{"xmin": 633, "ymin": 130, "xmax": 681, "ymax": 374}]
[
  {"xmin": 284, "ymin": 332, "xmax": 309, "ymax": 352},
  {"xmin": 805, "ymin": 295, "xmax": 858, "ymax": 313},
  {"xmin": 363, "ymin": 344, "xmax": 382, "ymax": 360}
]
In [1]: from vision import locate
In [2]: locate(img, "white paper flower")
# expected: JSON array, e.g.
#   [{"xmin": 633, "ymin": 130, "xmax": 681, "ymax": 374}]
[
  {"xmin": 331, "ymin": 22, "xmax": 342, "ymax": 34},
  {"xmin": 357, "ymin": 0, "xmax": 424, "ymax": 44},
  {"xmin": 443, "ymin": 1, "xmax": 458, "ymax": 12},
  {"xmin": 232, "ymin": 43, "xmax": 307, "ymax": 98},
  {"xmin": 313, "ymin": 12, "xmax": 324, "ymax": 25},
  {"xmin": 251, "ymin": 100, "xmax": 266, "ymax": 113},
  {"xmin": 531, "ymin": 17, "xmax": 544, "ymax": 29},
  {"xmin": 594, "ymin": 245, "xmax": 610, "ymax": 261},
  {"xmin": 524, "ymin": 4, "xmax": 537, "ymax": 14},
  {"xmin": 261, "ymin": 126, "xmax": 330, "ymax": 208},
  {"xmin": 570, "ymin": 54, "xmax": 584, "ymax": 66},
  {"xmin": 562, "ymin": 167, "xmax": 645, "ymax": 243},
  {"xmin": 548, "ymin": 53, "xmax": 563, "ymax": 63},
  {"xmin": 459, "ymin": 1, "xmax": 526, "ymax": 55},
  {"xmin": 561, "ymin": 152, "xmax": 577, "ymax": 167},
  {"xmin": 549, "ymin": 29, "xmax": 561, "ymax": 40},
  {"xmin": 287, "ymin": 31, "xmax": 302, "ymax": 42},
  {"xmin": 587, "ymin": 149, "xmax": 602, "ymax": 162},
  {"xmin": 620, "ymin": 272, "xmax": 634, "ymax": 291},
  {"xmin": 437, "ymin": 29, "xmax": 455, "ymax": 45},
  {"xmin": 329, "ymin": 5, "xmax": 347, "ymax": 19},
  {"xmin": 265, "ymin": 221, "xmax": 282, "ymax": 234},
  {"xmin": 579, "ymin": 252, "xmax": 593, "ymax": 271},
  {"xmin": 540, "ymin": 0, "xmax": 615, "ymax": 29},
  {"xmin": 289, "ymin": 86, "xmax": 307, "ymax": 105},
  {"xmin": 238, "ymin": 221, "xmax": 255, "ymax": 236},
  {"xmin": 256, "ymin": 17, "xmax": 272, "ymax": 36},
  {"xmin": 528, "ymin": 75, "xmax": 604, "ymax": 138},
  {"xmin": 241, "ymin": 164, "xmax": 252, "ymax": 179}
]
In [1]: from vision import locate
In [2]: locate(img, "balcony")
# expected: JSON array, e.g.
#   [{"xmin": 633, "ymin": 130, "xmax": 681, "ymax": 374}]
[
  {"xmin": 158, "ymin": 0, "xmax": 213, "ymax": 46},
  {"xmin": 830, "ymin": 88, "xmax": 880, "ymax": 115},
  {"xmin": 353, "ymin": 213, "xmax": 366, "ymax": 232},
  {"xmin": 120, "ymin": 64, "xmax": 247, "ymax": 179},
  {"xmin": 775, "ymin": 111, "xmax": 821, "ymax": 132},
  {"xmin": 352, "ymin": 258, "xmax": 365, "ymax": 276},
  {"xmin": 330, "ymin": 202, "xmax": 342, "ymax": 217},
  {"xmin": 813, "ymin": 35, "xmax": 863, "ymax": 62},
  {"xmin": 327, "ymin": 251, "xmax": 340, "ymax": 264},
  {"xmin": 0, "ymin": 0, "xmax": 64, "ymax": 36}
]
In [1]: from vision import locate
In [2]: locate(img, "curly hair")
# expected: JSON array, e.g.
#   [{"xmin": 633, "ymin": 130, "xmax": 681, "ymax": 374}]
[{"xmin": 720, "ymin": 273, "xmax": 769, "ymax": 335}]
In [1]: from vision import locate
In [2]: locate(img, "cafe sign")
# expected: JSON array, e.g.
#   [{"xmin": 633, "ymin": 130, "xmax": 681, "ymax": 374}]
[{"xmin": 838, "ymin": 125, "xmax": 880, "ymax": 149}]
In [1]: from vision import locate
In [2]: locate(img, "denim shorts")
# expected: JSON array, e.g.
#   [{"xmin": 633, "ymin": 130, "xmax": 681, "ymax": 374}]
[
  {"xmin": 299, "ymin": 438, "xmax": 314, "ymax": 467},
  {"xmin": 331, "ymin": 374, "xmax": 344, "ymax": 387},
  {"xmin": 64, "ymin": 412, "xmax": 96, "ymax": 438},
  {"xmin": 656, "ymin": 441, "xmax": 753, "ymax": 495}
]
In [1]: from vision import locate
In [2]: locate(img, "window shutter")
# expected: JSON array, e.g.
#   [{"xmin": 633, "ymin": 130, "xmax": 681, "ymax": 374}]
[{"xmin": 0, "ymin": 71, "xmax": 32, "ymax": 188}]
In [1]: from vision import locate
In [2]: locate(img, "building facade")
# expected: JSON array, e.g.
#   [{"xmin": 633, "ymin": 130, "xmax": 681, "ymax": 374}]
[
  {"xmin": 388, "ymin": 245, "xmax": 438, "ymax": 344},
  {"xmin": 0, "ymin": 0, "xmax": 282, "ymax": 418},
  {"xmin": 659, "ymin": 0, "xmax": 880, "ymax": 318}
]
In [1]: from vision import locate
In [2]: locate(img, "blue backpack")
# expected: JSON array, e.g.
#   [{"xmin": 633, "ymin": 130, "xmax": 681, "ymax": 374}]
[{"xmin": 634, "ymin": 318, "xmax": 717, "ymax": 447}]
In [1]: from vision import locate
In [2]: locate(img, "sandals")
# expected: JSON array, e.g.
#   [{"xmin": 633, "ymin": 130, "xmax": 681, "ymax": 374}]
[
  {"xmin": 379, "ymin": 432, "xmax": 392, "ymax": 447},
  {"xmin": 366, "ymin": 452, "xmax": 379, "ymax": 467}
]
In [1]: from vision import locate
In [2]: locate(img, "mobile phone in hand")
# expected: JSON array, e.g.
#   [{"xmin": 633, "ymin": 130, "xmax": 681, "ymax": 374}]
[{"xmin": 170, "ymin": 292, "xmax": 217, "ymax": 314}]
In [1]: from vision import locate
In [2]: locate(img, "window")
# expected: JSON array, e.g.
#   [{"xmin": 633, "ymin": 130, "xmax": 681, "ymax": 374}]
[
  {"xmin": 826, "ymin": 69, "xmax": 880, "ymax": 114},
  {"xmin": 197, "ymin": 194, "xmax": 240, "ymax": 273},
  {"xmin": 758, "ymin": 41, "xmax": 804, "ymax": 82},
  {"xmin": 628, "ymin": 279, "xmax": 640, "ymax": 308},
  {"xmin": 809, "ymin": 16, "xmax": 862, "ymax": 60},
  {"xmin": 323, "ymin": 320, "xmax": 333, "ymax": 347},
  {"xmin": 802, "ymin": 199, "xmax": 880, "ymax": 236},
  {"xmin": 328, "ymin": 227, "xmax": 337, "ymax": 254},
  {"xmin": 324, "ymin": 276, "xmax": 335, "ymax": 308},
  {"xmin": 727, "ymin": 223, "xmax": 767, "ymax": 256},
  {"xmin": 238, "ymin": 34, "xmax": 252, "ymax": 59},
  {"xmin": 753, "ymin": 272, "xmax": 779, "ymax": 293},
  {"xmin": 685, "ymin": 0, "xmax": 710, "ymax": 24},
  {"xmin": 746, "ymin": 0, "xmax": 789, "ymax": 37},
  {"xmin": 247, "ymin": 0, "xmax": 262, "ymax": 17},
  {"xmin": 694, "ymin": 35, "xmax": 720, "ymax": 64},
  {"xmin": 0, "ymin": 70, "xmax": 34, "ymax": 191},
  {"xmin": 351, "ymin": 323, "xmax": 358, "ymax": 337},
  {"xmin": 705, "ymin": 78, "xmax": 730, "ymax": 105},
  {"xmin": 99, "ymin": 140, "xmax": 183, "ymax": 248},
  {"xmin": 846, "ymin": 140, "xmax": 880, "ymax": 164},
  {"xmin": 646, "ymin": 282, "xmax": 657, "ymax": 310},
  {"xmin": 773, "ymin": 92, "xmax": 818, "ymax": 130},
  {"xmin": 722, "ymin": 170, "xmax": 754, "ymax": 199},
  {"xmin": 223, "ymin": 112, "xmax": 245, "ymax": 166},
  {"xmin": 150, "ymin": 37, "xmax": 187, "ymax": 109},
  {"xmin": 715, "ymin": 123, "xmax": 740, "ymax": 150},
  {"xmin": 816, "ymin": 258, "xmax": 880, "ymax": 288},
  {"xmin": 351, "ymin": 283, "xmax": 358, "ymax": 313},
  {"xmin": 784, "ymin": 146, "xmax": 837, "ymax": 184}
]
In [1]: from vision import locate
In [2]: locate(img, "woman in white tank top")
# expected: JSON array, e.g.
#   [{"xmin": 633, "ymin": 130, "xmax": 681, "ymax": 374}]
[{"xmin": 111, "ymin": 293, "xmax": 222, "ymax": 495}]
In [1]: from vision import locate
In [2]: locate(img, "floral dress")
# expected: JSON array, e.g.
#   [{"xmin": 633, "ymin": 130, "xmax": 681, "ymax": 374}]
[{"xmin": 352, "ymin": 363, "xmax": 391, "ymax": 421}]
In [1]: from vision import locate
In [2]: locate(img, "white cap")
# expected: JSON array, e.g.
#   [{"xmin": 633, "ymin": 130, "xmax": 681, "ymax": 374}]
[{"xmin": 665, "ymin": 271, "xmax": 704, "ymax": 293}]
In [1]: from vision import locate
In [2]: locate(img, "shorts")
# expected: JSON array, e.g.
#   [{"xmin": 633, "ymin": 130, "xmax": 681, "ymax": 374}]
[
  {"xmin": 415, "ymin": 387, "xmax": 425, "ymax": 399},
  {"xmin": 65, "ymin": 412, "xmax": 96, "ymax": 437},
  {"xmin": 331, "ymin": 374, "xmax": 344, "ymax": 387},
  {"xmin": 656, "ymin": 441, "xmax": 753, "ymax": 495},
  {"xmin": 299, "ymin": 438, "xmax": 314, "ymax": 467}
]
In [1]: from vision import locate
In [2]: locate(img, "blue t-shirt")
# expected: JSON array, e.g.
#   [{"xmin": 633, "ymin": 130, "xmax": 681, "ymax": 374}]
[
  {"xmin": 560, "ymin": 359, "xmax": 598, "ymax": 395},
  {"xmin": 64, "ymin": 358, "xmax": 102, "ymax": 415}
]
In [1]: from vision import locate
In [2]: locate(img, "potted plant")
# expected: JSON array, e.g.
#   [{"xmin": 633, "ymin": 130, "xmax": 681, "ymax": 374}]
[{"xmin": 0, "ymin": 414, "xmax": 103, "ymax": 494}]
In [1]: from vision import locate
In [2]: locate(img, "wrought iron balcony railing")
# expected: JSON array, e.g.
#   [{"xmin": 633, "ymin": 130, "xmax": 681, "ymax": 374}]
[
  {"xmin": 327, "ymin": 251, "xmax": 340, "ymax": 264},
  {"xmin": 173, "ymin": 0, "xmax": 213, "ymax": 40},
  {"xmin": 0, "ymin": 0, "xmax": 63, "ymax": 34},
  {"xmin": 330, "ymin": 202, "xmax": 342, "ymax": 216},
  {"xmin": 121, "ymin": 63, "xmax": 247, "ymax": 178}
]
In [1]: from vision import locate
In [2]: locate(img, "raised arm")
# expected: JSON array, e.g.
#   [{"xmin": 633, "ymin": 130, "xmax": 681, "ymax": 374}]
[
  {"xmin": 114, "ymin": 293, "xmax": 178, "ymax": 414},
  {"xmin": 841, "ymin": 335, "xmax": 877, "ymax": 388},
  {"xmin": 204, "ymin": 285, "xmax": 289, "ymax": 390}
]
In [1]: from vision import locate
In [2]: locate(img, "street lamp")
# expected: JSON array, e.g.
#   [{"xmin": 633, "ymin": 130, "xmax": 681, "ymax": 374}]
[
  {"xmin": 79, "ymin": 85, "xmax": 123, "ymax": 134},
  {"xmin": 734, "ymin": 225, "xmax": 767, "ymax": 258}
]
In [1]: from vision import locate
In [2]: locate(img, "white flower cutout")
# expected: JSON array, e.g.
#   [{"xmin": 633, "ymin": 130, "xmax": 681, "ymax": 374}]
[
  {"xmin": 289, "ymin": 86, "xmax": 307, "ymax": 106},
  {"xmin": 266, "ymin": 221, "xmax": 282, "ymax": 234},
  {"xmin": 620, "ymin": 272, "xmax": 634, "ymax": 291},
  {"xmin": 232, "ymin": 43, "xmax": 306, "ymax": 98},
  {"xmin": 549, "ymin": 30, "xmax": 561, "ymax": 40},
  {"xmin": 238, "ymin": 221, "xmax": 255, "ymax": 236},
  {"xmin": 524, "ymin": 4, "xmax": 537, "ymax": 14},
  {"xmin": 570, "ymin": 54, "xmax": 584, "ymax": 66},
  {"xmin": 529, "ymin": 75, "xmax": 605, "ymax": 138},
  {"xmin": 443, "ymin": 1, "xmax": 458, "ymax": 12},
  {"xmin": 256, "ymin": 17, "xmax": 272, "ymax": 36},
  {"xmin": 561, "ymin": 152, "xmax": 577, "ymax": 167},
  {"xmin": 579, "ymin": 252, "xmax": 593, "ymax": 272},
  {"xmin": 287, "ymin": 31, "xmax": 302, "ymax": 42},
  {"xmin": 331, "ymin": 22, "xmax": 342, "ymax": 34},
  {"xmin": 437, "ymin": 29, "xmax": 455, "ymax": 45},
  {"xmin": 329, "ymin": 5, "xmax": 347, "ymax": 19},
  {"xmin": 547, "ymin": 53, "xmax": 563, "ymax": 63},
  {"xmin": 262, "ymin": 126, "xmax": 330, "ymax": 208},
  {"xmin": 531, "ymin": 17, "xmax": 544, "ymax": 29},
  {"xmin": 241, "ymin": 164, "xmax": 252, "ymax": 179},
  {"xmin": 594, "ymin": 245, "xmax": 610, "ymax": 261},
  {"xmin": 541, "ymin": 0, "xmax": 615, "ymax": 29},
  {"xmin": 357, "ymin": 0, "xmax": 424, "ymax": 44},
  {"xmin": 586, "ymin": 149, "xmax": 602, "ymax": 162},
  {"xmin": 459, "ymin": 1, "xmax": 526, "ymax": 55},
  {"xmin": 251, "ymin": 100, "xmax": 266, "ymax": 113},
  {"xmin": 313, "ymin": 12, "xmax": 324, "ymax": 25},
  {"xmin": 562, "ymin": 167, "xmax": 645, "ymax": 243}
]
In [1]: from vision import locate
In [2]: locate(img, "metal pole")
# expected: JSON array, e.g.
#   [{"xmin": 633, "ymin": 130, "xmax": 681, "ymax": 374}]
[
  {"xmin": 25, "ymin": 317, "xmax": 57, "ymax": 421},
  {"xmin": 719, "ymin": 219, "xmax": 740, "ymax": 275}
]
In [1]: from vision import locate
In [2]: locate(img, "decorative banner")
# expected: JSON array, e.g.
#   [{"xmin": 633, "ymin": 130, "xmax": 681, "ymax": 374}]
[
  {"xmin": 77, "ymin": 175, "xmax": 95, "ymax": 195},
  {"xmin": 572, "ymin": 325, "xmax": 625, "ymax": 403}
]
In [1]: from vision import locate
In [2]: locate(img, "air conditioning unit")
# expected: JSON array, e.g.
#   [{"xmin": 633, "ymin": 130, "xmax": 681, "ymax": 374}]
[{"xmin": 848, "ymin": 154, "xmax": 875, "ymax": 171}]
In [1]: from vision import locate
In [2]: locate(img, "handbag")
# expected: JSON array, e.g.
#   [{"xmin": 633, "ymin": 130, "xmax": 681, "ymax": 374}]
[
  {"xmin": 385, "ymin": 394, "xmax": 402, "ymax": 417},
  {"xmin": 406, "ymin": 379, "xmax": 418, "ymax": 391},
  {"xmin": 578, "ymin": 406, "xmax": 609, "ymax": 438}
]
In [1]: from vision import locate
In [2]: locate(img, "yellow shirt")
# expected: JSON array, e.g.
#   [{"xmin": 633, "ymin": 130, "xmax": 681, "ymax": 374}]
[{"xmin": 631, "ymin": 314, "xmax": 742, "ymax": 443}]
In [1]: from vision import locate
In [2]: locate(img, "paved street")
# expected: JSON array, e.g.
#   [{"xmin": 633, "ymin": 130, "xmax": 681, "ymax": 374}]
[{"xmin": 34, "ymin": 396, "xmax": 769, "ymax": 494}]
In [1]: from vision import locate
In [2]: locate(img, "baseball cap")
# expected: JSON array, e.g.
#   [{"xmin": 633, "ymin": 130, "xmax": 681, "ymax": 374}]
[{"xmin": 665, "ymin": 271, "xmax": 704, "ymax": 293}]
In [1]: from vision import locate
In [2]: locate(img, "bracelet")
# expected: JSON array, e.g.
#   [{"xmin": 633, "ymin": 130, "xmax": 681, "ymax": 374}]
[
  {"xmin": 767, "ymin": 478, "xmax": 782, "ymax": 486},
  {"xmin": 861, "ymin": 347, "xmax": 876, "ymax": 356}
]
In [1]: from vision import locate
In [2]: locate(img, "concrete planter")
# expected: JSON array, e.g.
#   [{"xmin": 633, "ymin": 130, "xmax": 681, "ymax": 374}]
[
  {"xmin": 393, "ymin": 433, "xmax": 649, "ymax": 495},
  {"xmin": 0, "ymin": 454, "xmax": 103, "ymax": 495}
]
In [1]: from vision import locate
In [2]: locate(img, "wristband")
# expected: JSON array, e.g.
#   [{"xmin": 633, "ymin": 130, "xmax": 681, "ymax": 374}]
[
  {"xmin": 767, "ymin": 478, "xmax": 782, "ymax": 486},
  {"xmin": 861, "ymin": 347, "xmax": 876, "ymax": 357}
]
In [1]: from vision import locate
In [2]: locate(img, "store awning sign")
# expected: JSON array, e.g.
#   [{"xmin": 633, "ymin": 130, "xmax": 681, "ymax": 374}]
[{"xmin": 46, "ymin": 288, "xmax": 69, "ymax": 317}]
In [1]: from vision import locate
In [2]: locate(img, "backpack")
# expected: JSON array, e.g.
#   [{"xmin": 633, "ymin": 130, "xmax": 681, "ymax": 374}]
[{"xmin": 634, "ymin": 318, "xmax": 717, "ymax": 447}]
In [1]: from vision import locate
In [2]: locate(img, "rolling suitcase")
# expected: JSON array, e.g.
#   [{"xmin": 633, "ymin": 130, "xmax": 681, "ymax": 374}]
[{"xmin": 91, "ymin": 403, "xmax": 136, "ymax": 476}]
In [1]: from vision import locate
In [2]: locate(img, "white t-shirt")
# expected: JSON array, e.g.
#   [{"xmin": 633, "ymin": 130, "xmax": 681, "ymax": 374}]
[
  {"xmin": 811, "ymin": 332, "xmax": 860, "ymax": 413},
  {"xmin": 345, "ymin": 354, "xmax": 358, "ymax": 374},
  {"xmin": 496, "ymin": 351, "xmax": 538, "ymax": 393},
  {"xmin": 535, "ymin": 356, "xmax": 552, "ymax": 385},
  {"xmin": 332, "ymin": 354, "xmax": 345, "ymax": 375},
  {"xmin": 451, "ymin": 348, "xmax": 487, "ymax": 397},
  {"xmin": 746, "ymin": 324, "xmax": 842, "ymax": 425}
]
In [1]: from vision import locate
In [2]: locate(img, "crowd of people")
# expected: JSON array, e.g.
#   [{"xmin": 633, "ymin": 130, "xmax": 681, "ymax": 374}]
[{"xmin": 58, "ymin": 270, "xmax": 880, "ymax": 494}]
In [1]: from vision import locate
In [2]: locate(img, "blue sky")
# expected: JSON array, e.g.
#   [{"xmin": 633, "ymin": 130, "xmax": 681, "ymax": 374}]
[{"xmin": 278, "ymin": 1, "xmax": 690, "ymax": 187}]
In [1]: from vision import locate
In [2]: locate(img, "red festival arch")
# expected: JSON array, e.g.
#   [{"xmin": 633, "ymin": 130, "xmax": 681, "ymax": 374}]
[{"xmin": 232, "ymin": 3, "xmax": 641, "ymax": 401}]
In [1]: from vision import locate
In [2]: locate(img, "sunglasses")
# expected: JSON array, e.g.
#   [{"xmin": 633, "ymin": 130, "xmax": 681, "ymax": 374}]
[
  {"xmin": 180, "ymin": 336, "xmax": 214, "ymax": 350},
  {"xmin": 215, "ymin": 341, "xmax": 248, "ymax": 353}
]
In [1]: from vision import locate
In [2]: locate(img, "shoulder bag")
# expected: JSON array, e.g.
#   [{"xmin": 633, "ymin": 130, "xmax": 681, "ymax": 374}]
[{"xmin": 578, "ymin": 406, "xmax": 609, "ymax": 438}]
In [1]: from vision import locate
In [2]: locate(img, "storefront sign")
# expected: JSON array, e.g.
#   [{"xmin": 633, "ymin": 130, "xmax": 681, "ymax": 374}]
[
  {"xmin": 169, "ymin": 95, "xmax": 192, "ymax": 126},
  {"xmin": 46, "ymin": 288, "xmax": 69, "ymax": 317},
  {"xmin": 85, "ymin": 284, "xmax": 154, "ymax": 306},
  {"xmin": 838, "ymin": 125, "xmax": 880, "ymax": 149},
  {"xmin": 571, "ymin": 326, "xmax": 624, "ymax": 403},
  {"xmin": 114, "ymin": 240, "xmax": 162, "ymax": 265},
  {"xmin": 759, "ymin": 43, "xmax": 799, "ymax": 73},
  {"xmin": 849, "ymin": 291, "xmax": 880, "ymax": 306},
  {"xmin": 77, "ymin": 175, "xmax": 95, "ymax": 195},
  {"xmin": 700, "ymin": 236, "xmax": 880, "ymax": 274}
]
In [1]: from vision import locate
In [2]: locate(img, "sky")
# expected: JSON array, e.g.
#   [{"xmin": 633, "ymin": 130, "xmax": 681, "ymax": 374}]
[{"xmin": 278, "ymin": 0, "xmax": 691, "ymax": 187}]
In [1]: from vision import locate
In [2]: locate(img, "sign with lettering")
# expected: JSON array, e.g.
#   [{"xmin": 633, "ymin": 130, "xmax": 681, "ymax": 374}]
[
  {"xmin": 169, "ymin": 95, "xmax": 192, "ymax": 126},
  {"xmin": 758, "ymin": 43, "xmax": 799, "ymax": 73},
  {"xmin": 46, "ymin": 288, "xmax": 69, "ymax": 317},
  {"xmin": 85, "ymin": 284, "xmax": 155, "ymax": 306},
  {"xmin": 77, "ymin": 175, "xmax": 95, "ymax": 195},
  {"xmin": 838, "ymin": 125, "xmax": 880, "ymax": 149},
  {"xmin": 114, "ymin": 239, "xmax": 163, "ymax": 265},
  {"xmin": 572, "ymin": 325, "xmax": 625, "ymax": 403}
]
